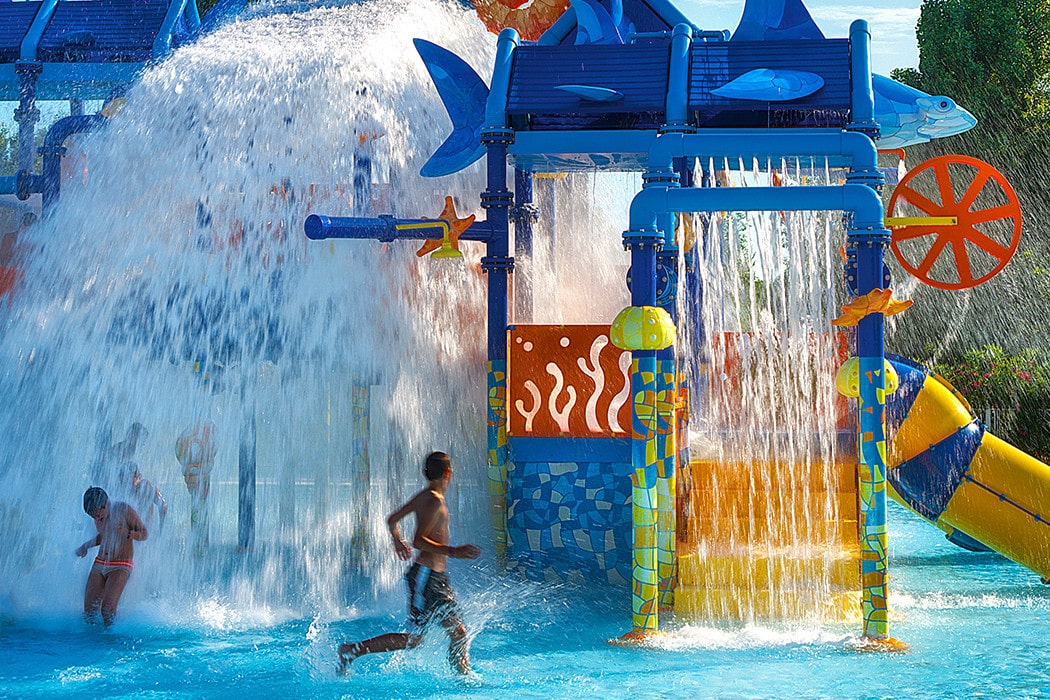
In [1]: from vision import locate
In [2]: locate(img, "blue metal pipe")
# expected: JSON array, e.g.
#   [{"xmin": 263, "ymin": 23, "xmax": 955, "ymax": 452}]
[
  {"xmin": 14, "ymin": 62, "xmax": 40, "ymax": 176},
  {"xmin": 627, "ymin": 183, "xmax": 885, "ymax": 235},
  {"xmin": 306, "ymin": 215, "xmax": 401, "ymax": 241},
  {"xmin": 848, "ymin": 20, "xmax": 878, "ymax": 135},
  {"xmin": 154, "ymin": 0, "xmax": 193, "ymax": 59},
  {"xmin": 20, "ymin": 0, "xmax": 59, "ymax": 61},
  {"xmin": 485, "ymin": 29, "xmax": 519, "ymax": 130},
  {"xmin": 512, "ymin": 168, "xmax": 535, "ymax": 322},
  {"xmin": 184, "ymin": 0, "xmax": 202, "ymax": 35},
  {"xmin": 36, "ymin": 114, "xmax": 107, "ymax": 211},
  {"xmin": 628, "ymin": 29, "xmax": 728, "ymax": 41},
  {"xmin": 663, "ymin": 24, "xmax": 692, "ymax": 130},
  {"xmin": 536, "ymin": 11, "xmax": 576, "ymax": 45},
  {"xmin": 304, "ymin": 214, "xmax": 494, "ymax": 243},
  {"xmin": 647, "ymin": 130, "xmax": 878, "ymax": 177}
]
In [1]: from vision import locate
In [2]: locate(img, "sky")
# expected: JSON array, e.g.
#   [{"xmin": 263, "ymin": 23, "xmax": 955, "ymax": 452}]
[{"xmin": 677, "ymin": 0, "xmax": 923, "ymax": 77}]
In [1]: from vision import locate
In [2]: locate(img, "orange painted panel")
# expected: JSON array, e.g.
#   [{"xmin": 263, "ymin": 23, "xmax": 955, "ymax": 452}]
[{"xmin": 509, "ymin": 324, "xmax": 631, "ymax": 437}]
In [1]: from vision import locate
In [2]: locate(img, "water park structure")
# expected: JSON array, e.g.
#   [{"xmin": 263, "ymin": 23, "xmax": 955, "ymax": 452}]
[
  {"xmin": 304, "ymin": 0, "xmax": 1045, "ymax": 645},
  {"xmin": 0, "ymin": 0, "xmax": 201, "ymax": 206},
  {"xmin": 0, "ymin": 1, "xmax": 1046, "ymax": 689}
]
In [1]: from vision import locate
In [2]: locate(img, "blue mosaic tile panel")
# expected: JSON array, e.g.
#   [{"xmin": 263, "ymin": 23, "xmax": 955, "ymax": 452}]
[{"xmin": 507, "ymin": 459, "xmax": 633, "ymax": 584}]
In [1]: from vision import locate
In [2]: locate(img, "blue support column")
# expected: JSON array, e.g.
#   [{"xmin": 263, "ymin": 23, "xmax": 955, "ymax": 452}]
[
  {"xmin": 511, "ymin": 167, "xmax": 537, "ymax": 323},
  {"xmin": 847, "ymin": 18, "xmax": 894, "ymax": 641},
  {"xmin": 481, "ymin": 128, "xmax": 514, "ymax": 567},
  {"xmin": 238, "ymin": 379, "xmax": 257, "ymax": 551},
  {"xmin": 654, "ymin": 157, "xmax": 691, "ymax": 609},
  {"xmin": 851, "ymin": 227, "xmax": 891, "ymax": 638},
  {"xmin": 14, "ymin": 61, "xmax": 40, "ymax": 177},
  {"xmin": 625, "ymin": 231, "xmax": 662, "ymax": 635},
  {"xmin": 622, "ymin": 163, "xmax": 676, "ymax": 636},
  {"xmin": 655, "ymin": 249, "xmax": 677, "ymax": 610}
]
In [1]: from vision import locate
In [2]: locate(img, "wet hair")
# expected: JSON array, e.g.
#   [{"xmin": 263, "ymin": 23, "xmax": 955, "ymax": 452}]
[
  {"xmin": 83, "ymin": 486, "xmax": 108, "ymax": 514},
  {"xmin": 424, "ymin": 451, "xmax": 452, "ymax": 481}
]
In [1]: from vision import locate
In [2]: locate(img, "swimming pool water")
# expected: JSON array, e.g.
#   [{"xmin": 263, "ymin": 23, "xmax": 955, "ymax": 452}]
[{"xmin": 3, "ymin": 501, "xmax": 1049, "ymax": 699}]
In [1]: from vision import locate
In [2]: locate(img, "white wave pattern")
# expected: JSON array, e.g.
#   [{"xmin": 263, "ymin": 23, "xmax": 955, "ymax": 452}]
[{"xmin": 578, "ymin": 335, "xmax": 608, "ymax": 433}]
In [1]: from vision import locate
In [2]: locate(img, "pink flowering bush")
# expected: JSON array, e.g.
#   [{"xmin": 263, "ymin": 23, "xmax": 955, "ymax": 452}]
[{"xmin": 933, "ymin": 345, "xmax": 1050, "ymax": 462}]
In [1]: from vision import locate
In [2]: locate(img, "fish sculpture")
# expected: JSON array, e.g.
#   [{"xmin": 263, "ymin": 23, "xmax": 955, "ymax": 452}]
[
  {"xmin": 413, "ymin": 38, "xmax": 489, "ymax": 178},
  {"xmin": 872, "ymin": 73, "xmax": 977, "ymax": 149},
  {"xmin": 570, "ymin": 0, "xmax": 632, "ymax": 45},
  {"xmin": 711, "ymin": 68, "xmax": 824, "ymax": 101},
  {"xmin": 413, "ymin": 0, "xmax": 976, "ymax": 177}
]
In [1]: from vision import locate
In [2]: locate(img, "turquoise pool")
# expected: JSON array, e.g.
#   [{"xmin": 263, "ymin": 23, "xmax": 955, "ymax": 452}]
[{"xmin": 3, "ymin": 501, "xmax": 1048, "ymax": 699}]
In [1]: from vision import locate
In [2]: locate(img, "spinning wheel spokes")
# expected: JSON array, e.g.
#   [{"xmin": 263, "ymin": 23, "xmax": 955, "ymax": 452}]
[{"xmin": 886, "ymin": 155, "xmax": 1022, "ymax": 291}]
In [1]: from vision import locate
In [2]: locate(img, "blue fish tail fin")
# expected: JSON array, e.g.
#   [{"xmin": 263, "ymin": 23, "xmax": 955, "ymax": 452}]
[
  {"xmin": 571, "ymin": 0, "xmax": 626, "ymax": 45},
  {"xmin": 731, "ymin": 0, "xmax": 825, "ymax": 41},
  {"xmin": 413, "ymin": 39, "xmax": 489, "ymax": 178}
]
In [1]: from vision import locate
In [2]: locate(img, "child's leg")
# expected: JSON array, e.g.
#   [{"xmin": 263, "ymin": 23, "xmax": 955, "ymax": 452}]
[
  {"xmin": 441, "ymin": 618, "xmax": 470, "ymax": 674},
  {"xmin": 337, "ymin": 632, "xmax": 422, "ymax": 672},
  {"xmin": 100, "ymin": 569, "xmax": 130, "ymax": 626},
  {"xmin": 83, "ymin": 571, "xmax": 106, "ymax": 621}
]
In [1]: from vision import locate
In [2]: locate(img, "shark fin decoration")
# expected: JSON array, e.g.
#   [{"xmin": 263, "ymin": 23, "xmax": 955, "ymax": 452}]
[
  {"xmin": 413, "ymin": 39, "xmax": 489, "ymax": 178},
  {"xmin": 872, "ymin": 74, "xmax": 977, "ymax": 149},
  {"xmin": 571, "ymin": 0, "xmax": 628, "ymax": 45},
  {"xmin": 711, "ymin": 69, "xmax": 824, "ymax": 101},
  {"xmin": 554, "ymin": 84, "xmax": 625, "ymax": 102},
  {"xmin": 731, "ymin": 0, "xmax": 825, "ymax": 41}
]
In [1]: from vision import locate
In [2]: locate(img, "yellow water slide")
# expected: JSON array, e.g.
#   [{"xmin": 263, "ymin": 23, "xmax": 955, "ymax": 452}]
[{"xmin": 886, "ymin": 356, "xmax": 1050, "ymax": 581}]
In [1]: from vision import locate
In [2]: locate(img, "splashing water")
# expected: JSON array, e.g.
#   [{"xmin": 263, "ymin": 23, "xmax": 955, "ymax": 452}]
[
  {"xmin": 680, "ymin": 156, "xmax": 853, "ymax": 625},
  {"xmin": 0, "ymin": 0, "xmax": 496, "ymax": 624}
]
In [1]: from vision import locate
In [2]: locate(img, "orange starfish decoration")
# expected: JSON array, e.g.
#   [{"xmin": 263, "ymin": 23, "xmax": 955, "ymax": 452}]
[
  {"xmin": 416, "ymin": 196, "xmax": 475, "ymax": 258},
  {"xmin": 832, "ymin": 288, "xmax": 913, "ymax": 327}
]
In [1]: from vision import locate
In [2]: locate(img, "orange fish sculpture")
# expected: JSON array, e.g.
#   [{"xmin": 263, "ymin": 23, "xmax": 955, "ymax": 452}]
[{"xmin": 831, "ymin": 288, "xmax": 913, "ymax": 327}]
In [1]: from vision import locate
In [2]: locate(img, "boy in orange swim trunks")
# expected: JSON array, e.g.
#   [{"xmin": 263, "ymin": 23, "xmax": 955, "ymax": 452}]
[
  {"xmin": 338, "ymin": 452, "xmax": 481, "ymax": 674},
  {"xmin": 75, "ymin": 486, "xmax": 148, "ymax": 625}
]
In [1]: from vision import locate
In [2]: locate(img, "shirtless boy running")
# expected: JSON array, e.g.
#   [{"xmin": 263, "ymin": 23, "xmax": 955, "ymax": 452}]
[
  {"xmin": 75, "ymin": 486, "xmax": 148, "ymax": 625},
  {"xmin": 338, "ymin": 451, "xmax": 481, "ymax": 674}
]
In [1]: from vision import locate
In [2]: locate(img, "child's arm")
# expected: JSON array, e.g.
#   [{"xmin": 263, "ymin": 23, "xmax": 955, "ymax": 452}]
[
  {"xmin": 155, "ymin": 487, "xmax": 168, "ymax": 517},
  {"xmin": 125, "ymin": 506, "xmax": 148, "ymax": 542},
  {"xmin": 75, "ymin": 533, "xmax": 101, "ymax": 558},
  {"xmin": 448, "ymin": 544, "xmax": 481, "ymax": 560},
  {"xmin": 386, "ymin": 493, "xmax": 421, "ymax": 561}
]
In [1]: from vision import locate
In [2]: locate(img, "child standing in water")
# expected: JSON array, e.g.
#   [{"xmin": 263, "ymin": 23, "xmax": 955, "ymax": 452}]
[
  {"xmin": 75, "ymin": 486, "xmax": 148, "ymax": 625},
  {"xmin": 338, "ymin": 451, "xmax": 481, "ymax": 674}
]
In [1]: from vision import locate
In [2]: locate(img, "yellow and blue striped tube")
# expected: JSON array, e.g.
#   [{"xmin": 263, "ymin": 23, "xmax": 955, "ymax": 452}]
[
  {"xmin": 488, "ymin": 360, "xmax": 509, "ymax": 565},
  {"xmin": 656, "ymin": 358, "xmax": 677, "ymax": 609},
  {"xmin": 886, "ymin": 356, "xmax": 1050, "ymax": 582},
  {"xmin": 857, "ymin": 353, "xmax": 889, "ymax": 638},
  {"xmin": 631, "ymin": 355, "xmax": 660, "ymax": 633}
]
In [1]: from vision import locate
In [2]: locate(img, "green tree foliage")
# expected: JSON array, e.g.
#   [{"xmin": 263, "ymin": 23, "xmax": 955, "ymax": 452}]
[
  {"xmin": 198, "ymin": 0, "xmax": 221, "ymax": 17},
  {"xmin": 894, "ymin": 0, "xmax": 1050, "ymax": 127}
]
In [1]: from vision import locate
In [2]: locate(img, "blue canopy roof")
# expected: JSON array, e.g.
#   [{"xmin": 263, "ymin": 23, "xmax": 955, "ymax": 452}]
[{"xmin": 0, "ymin": 0, "xmax": 200, "ymax": 100}]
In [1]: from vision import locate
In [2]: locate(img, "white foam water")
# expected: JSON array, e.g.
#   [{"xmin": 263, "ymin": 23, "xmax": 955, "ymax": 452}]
[{"xmin": 0, "ymin": 0, "xmax": 497, "ymax": 623}]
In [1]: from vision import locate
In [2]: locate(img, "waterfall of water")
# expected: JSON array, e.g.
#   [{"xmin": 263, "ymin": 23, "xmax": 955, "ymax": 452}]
[
  {"xmin": 680, "ymin": 156, "xmax": 854, "ymax": 624},
  {"xmin": 0, "ymin": 0, "xmax": 496, "ymax": 625}
]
